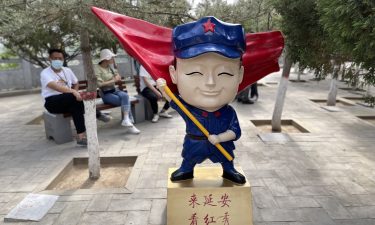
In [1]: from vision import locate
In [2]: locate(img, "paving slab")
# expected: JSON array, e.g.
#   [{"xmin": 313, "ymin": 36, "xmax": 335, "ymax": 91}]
[
  {"xmin": 321, "ymin": 106, "xmax": 342, "ymax": 112},
  {"xmin": 258, "ymin": 133, "xmax": 292, "ymax": 142},
  {"xmin": 4, "ymin": 194, "xmax": 58, "ymax": 222},
  {"xmin": 0, "ymin": 71, "xmax": 374, "ymax": 224}
]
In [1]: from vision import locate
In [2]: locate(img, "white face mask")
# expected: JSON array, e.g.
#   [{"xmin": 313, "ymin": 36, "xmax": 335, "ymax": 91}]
[
  {"xmin": 51, "ymin": 60, "xmax": 63, "ymax": 70},
  {"xmin": 109, "ymin": 63, "xmax": 115, "ymax": 70}
]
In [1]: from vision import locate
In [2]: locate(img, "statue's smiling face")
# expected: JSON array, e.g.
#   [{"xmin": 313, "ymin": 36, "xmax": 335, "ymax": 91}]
[{"xmin": 169, "ymin": 52, "xmax": 244, "ymax": 112}]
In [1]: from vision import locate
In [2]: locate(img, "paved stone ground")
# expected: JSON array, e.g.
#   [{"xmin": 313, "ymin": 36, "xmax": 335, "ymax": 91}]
[{"xmin": 0, "ymin": 70, "xmax": 375, "ymax": 225}]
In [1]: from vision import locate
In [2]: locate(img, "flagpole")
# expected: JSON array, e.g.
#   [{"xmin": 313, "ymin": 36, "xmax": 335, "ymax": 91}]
[{"xmin": 163, "ymin": 86, "xmax": 234, "ymax": 161}]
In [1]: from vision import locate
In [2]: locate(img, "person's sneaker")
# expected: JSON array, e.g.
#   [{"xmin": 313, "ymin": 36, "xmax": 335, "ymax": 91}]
[
  {"xmin": 97, "ymin": 114, "xmax": 111, "ymax": 122},
  {"xmin": 159, "ymin": 111, "xmax": 172, "ymax": 118},
  {"xmin": 121, "ymin": 117, "xmax": 133, "ymax": 127},
  {"xmin": 250, "ymin": 95, "xmax": 258, "ymax": 102},
  {"xmin": 126, "ymin": 126, "xmax": 141, "ymax": 134},
  {"xmin": 242, "ymin": 99, "xmax": 254, "ymax": 104},
  {"xmin": 76, "ymin": 138, "xmax": 87, "ymax": 146},
  {"xmin": 151, "ymin": 114, "xmax": 159, "ymax": 123}
]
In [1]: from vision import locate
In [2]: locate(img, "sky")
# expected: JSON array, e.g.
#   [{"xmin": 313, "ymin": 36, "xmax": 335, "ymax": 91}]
[{"xmin": 189, "ymin": 0, "xmax": 237, "ymax": 8}]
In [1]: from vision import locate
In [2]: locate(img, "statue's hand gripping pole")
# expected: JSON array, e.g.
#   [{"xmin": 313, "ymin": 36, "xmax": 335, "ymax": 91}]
[{"xmin": 162, "ymin": 85, "xmax": 234, "ymax": 161}]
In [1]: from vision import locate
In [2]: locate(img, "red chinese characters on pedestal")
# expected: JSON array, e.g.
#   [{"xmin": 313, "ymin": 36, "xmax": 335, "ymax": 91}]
[
  {"xmin": 187, "ymin": 193, "xmax": 231, "ymax": 224},
  {"xmin": 189, "ymin": 193, "xmax": 201, "ymax": 208},
  {"xmin": 218, "ymin": 193, "xmax": 231, "ymax": 207},
  {"xmin": 189, "ymin": 213, "xmax": 198, "ymax": 225},
  {"xmin": 204, "ymin": 194, "xmax": 217, "ymax": 207},
  {"xmin": 218, "ymin": 212, "xmax": 230, "ymax": 225},
  {"xmin": 204, "ymin": 214, "xmax": 217, "ymax": 225}
]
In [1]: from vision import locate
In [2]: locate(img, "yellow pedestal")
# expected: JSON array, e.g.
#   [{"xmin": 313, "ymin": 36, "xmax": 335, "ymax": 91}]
[{"xmin": 167, "ymin": 167, "xmax": 253, "ymax": 225}]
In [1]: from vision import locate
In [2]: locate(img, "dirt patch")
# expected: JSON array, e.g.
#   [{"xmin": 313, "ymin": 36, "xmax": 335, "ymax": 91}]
[
  {"xmin": 251, "ymin": 119, "xmax": 309, "ymax": 133},
  {"xmin": 265, "ymin": 82, "xmax": 278, "ymax": 85},
  {"xmin": 365, "ymin": 119, "xmax": 375, "ymax": 126},
  {"xmin": 310, "ymin": 99, "xmax": 353, "ymax": 107},
  {"xmin": 317, "ymin": 102, "xmax": 352, "ymax": 107},
  {"xmin": 339, "ymin": 87, "xmax": 365, "ymax": 92},
  {"xmin": 357, "ymin": 116, "xmax": 375, "ymax": 126},
  {"xmin": 256, "ymin": 124, "xmax": 303, "ymax": 133},
  {"xmin": 26, "ymin": 115, "xmax": 43, "ymax": 125},
  {"xmin": 289, "ymin": 79, "xmax": 307, "ymax": 83},
  {"xmin": 46, "ymin": 157, "xmax": 137, "ymax": 191},
  {"xmin": 50, "ymin": 163, "xmax": 132, "ymax": 190}
]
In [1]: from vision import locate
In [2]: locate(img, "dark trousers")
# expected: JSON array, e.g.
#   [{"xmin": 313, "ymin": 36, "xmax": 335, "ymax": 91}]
[
  {"xmin": 237, "ymin": 83, "xmax": 258, "ymax": 101},
  {"xmin": 141, "ymin": 87, "xmax": 169, "ymax": 114},
  {"xmin": 250, "ymin": 82, "xmax": 258, "ymax": 98},
  {"xmin": 237, "ymin": 86, "xmax": 250, "ymax": 101},
  {"xmin": 44, "ymin": 93, "xmax": 86, "ymax": 134}
]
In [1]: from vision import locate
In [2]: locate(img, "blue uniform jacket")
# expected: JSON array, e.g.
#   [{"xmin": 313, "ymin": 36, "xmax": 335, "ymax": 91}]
[{"xmin": 170, "ymin": 96, "xmax": 241, "ymax": 164}]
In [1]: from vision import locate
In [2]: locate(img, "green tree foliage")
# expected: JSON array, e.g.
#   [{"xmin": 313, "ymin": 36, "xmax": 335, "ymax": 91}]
[
  {"xmin": 134, "ymin": 0, "xmax": 194, "ymax": 27},
  {"xmin": 0, "ymin": 0, "xmax": 192, "ymax": 68},
  {"xmin": 272, "ymin": 0, "xmax": 336, "ymax": 77},
  {"xmin": 0, "ymin": 49, "xmax": 18, "ymax": 71},
  {"xmin": 1, "ymin": 11, "xmax": 81, "ymax": 67},
  {"xmin": 195, "ymin": 0, "xmax": 233, "ymax": 21},
  {"xmin": 195, "ymin": 0, "xmax": 278, "ymax": 32},
  {"xmin": 317, "ymin": 0, "xmax": 375, "ymax": 86},
  {"xmin": 235, "ymin": 0, "xmax": 279, "ymax": 32}
]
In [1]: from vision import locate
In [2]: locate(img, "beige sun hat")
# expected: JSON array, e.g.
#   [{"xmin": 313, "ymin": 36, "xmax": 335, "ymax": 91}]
[{"xmin": 99, "ymin": 49, "xmax": 116, "ymax": 62}]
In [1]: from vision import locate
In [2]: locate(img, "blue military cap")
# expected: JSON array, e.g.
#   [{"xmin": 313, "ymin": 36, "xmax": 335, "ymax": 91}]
[{"xmin": 172, "ymin": 16, "xmax": 246, "ymax": 59}]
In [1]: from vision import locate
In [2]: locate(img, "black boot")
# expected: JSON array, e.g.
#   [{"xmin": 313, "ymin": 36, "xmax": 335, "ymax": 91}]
[
  {"xmin": 222, "ymin": 169, "xmax": 246, "ymax": 184},
  {"xmin": 170, "ymin": 169, "xmax": 194, "ymax": 181}
]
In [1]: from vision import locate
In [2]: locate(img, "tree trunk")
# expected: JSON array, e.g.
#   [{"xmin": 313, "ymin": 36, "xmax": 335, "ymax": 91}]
[
  {"xmin": 327, "ymin": 62, "xmax": 340, "ymax": 106},
  {"xmin": 340, "ymin": 64, "xmax": 346, "ymax": 81},
  {"xmin": 80, "ymin": 28, "xmax": 100, "ymax": 179},
  {"xmin": 352, "ymin": 65, "xmax": 360, "ymax": 90},
  {"xmin": 327, "ymin": 78, "xmax": 337, "ymax": 106},
  {"xmin": 293, "ymin": 62, "xmax": 298, "ymax": 73},
  {"xmin": 271, "ymin": 52, "xmax": 292, "ymax": 132},
  {"xmin": 297, "ymin": 67, "xmax": 302, "ymax": 81},
  {"xmin": 267, "ymin": 12, "xmax": 272, "ymax": 30}
]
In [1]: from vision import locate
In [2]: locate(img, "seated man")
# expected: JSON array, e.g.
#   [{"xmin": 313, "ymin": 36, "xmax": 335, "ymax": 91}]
[{"xmin": 41, "ymin": 49, "xmax": 87, "ymax": 145}]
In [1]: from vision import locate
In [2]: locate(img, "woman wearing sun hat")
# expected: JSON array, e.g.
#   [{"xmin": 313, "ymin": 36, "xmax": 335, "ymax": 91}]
[{"xmin": 95, "ymin": 49, "xmax": 140, "ymax": 134}]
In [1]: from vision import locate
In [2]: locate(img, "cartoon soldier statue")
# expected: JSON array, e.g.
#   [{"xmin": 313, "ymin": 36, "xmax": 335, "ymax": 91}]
[
  {"xmin": 91, "ymin": 7, "xmax": 284, "ymax": 185},
  {"xmin": 156, "ymin": 17, "xmax": 247, "ymax": 184}
]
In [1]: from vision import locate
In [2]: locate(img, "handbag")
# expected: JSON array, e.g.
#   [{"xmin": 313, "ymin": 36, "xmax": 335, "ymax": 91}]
[
  {"xmin": 100, "ymin": 85, "xmax": 116, "ymax": 94},
  {"xmin": 100, "ymin": 67, "xmax": 117, "ymax": 94}
]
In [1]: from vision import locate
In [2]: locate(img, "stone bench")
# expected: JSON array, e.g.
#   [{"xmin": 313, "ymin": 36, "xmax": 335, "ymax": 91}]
[
  {"xmin": 43, "ymin": 96, "xmax": 145, "ymax": 144},
  {"xmin": 43, "ymin": 79, "xmax": 147, "ymax": 144},
  {"xmin": 43, "ymin": 111, "xmax": 74, "ymax": 144}
]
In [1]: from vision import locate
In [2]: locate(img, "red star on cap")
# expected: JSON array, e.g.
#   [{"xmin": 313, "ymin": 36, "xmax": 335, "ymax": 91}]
[{"xmin": 203, "ymin": 19, "xmax": 215, "ymax": 33}]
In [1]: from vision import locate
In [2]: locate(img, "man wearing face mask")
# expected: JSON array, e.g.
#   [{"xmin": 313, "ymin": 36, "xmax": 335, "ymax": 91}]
[{"xmin": 40, "ymin": 49, "xmax": 87, "ymax": 145}]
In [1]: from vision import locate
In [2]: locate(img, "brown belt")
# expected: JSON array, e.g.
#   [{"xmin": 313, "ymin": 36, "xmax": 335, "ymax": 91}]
[{"xmin": 186, "ymin": 134, "xmax": 207, "ymax": 140}]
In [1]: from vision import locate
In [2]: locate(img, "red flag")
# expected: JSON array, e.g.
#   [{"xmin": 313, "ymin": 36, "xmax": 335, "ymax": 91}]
[
  {"xmin": 91, "ymin": 7, "xmax": 284, "ymax": 93},
  {"xmin": 241, "ymin": 32, "xmax": 285, "ymax": 91}
]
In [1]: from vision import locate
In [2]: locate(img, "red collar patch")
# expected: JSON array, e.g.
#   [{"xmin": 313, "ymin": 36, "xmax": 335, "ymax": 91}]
[{"xmin": 201, "ymin": 111, "xmax": 221, "ymax": 117}]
